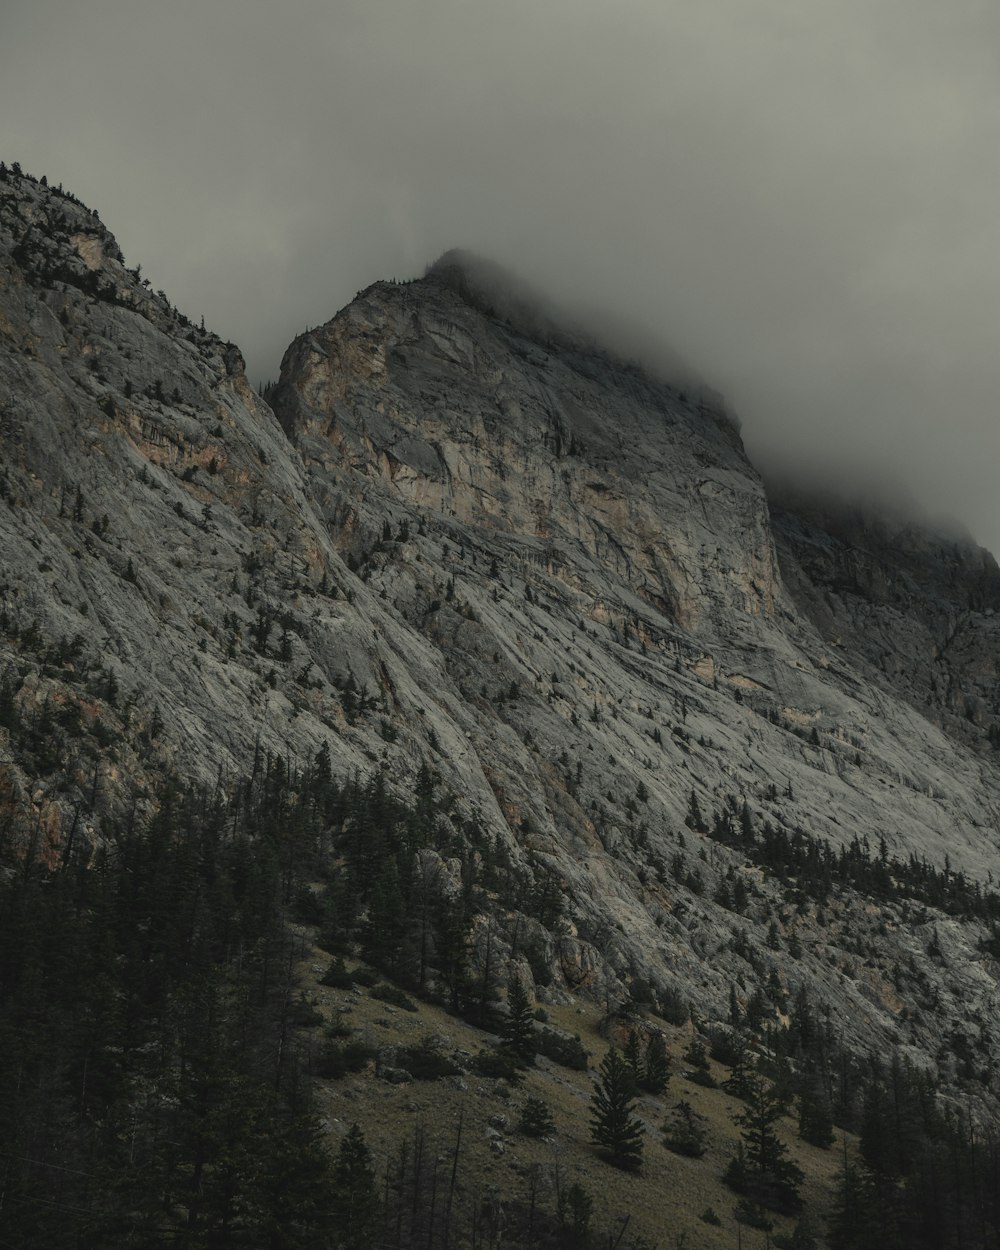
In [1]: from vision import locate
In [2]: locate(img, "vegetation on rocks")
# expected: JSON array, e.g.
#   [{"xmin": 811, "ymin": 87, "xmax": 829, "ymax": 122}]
[{"xmin": 5, "ymin": 164, "xmax": 1000, "ymax": 1246}]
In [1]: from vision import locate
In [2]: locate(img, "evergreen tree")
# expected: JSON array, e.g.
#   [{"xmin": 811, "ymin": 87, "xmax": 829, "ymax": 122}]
[
  {"xmin": 0, "ymin": 677, "xmax": 19, "ymax": 730},
  {"xmin": 0, "ymin": 773, "xmax": 336, "ymax": 1249},
  {"xmin": 723, "ymin": 1030, "xmax": 757, "ymax": 1099},
  {"xmin": 798, "ymin": 1076, "xmax": 835, "ymax": 1148},
  {"xmin": 557, "ymin": 1182, "xmax": 594, "ymax": 1241},
  {"xmin": 683, "ymin": 1035, "xmax": 717, "ymax": 1087},
  {"xmin": 827, "ymin": 1157, "xmax": 871, "ymax": 1250},
  {"xmin": 518, "ymin": 1095, "xmax": 556, "ymax": 1138},
  {"xmin": 725, "ymin": 1074, "xmax": 803, "ymax": 1213},
  {"xmin": 777, "ymin": 1213, "xmax": 820, "ymax": 1250},
  {"xmin": 663, "ymin": 1099, "xmax": 707, "ymax": 1157},
  {"xmin": 589, "ymin": 1046, "xmax": 645, "ymax": 1171},
  {"xmin": 686, "ymin": 789, "xmax": 708, "ymax": 832},
  {"xmin": 623, "ymin": 1026, "xmax": 644, "ymax": 1093},
  {"xmin": 433, "ymin": 891, "xmax": 470, "ymax": 1012},
  {"xmin": 639, "ymin": 1029, "xmax": 670, "ymax": 1095},
  {"xmin": 331, "ymin": 1123, "xmax": 378, "ymax": 1250},
  {"xmin": 501, "ymin": 971, "xmax": 537, "ymax": 1065}
]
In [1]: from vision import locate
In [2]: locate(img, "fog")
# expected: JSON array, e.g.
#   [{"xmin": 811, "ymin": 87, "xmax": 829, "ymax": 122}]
[{"xmin": 4, "ymin": 0, "xmax": 1000, "ymax": 552}]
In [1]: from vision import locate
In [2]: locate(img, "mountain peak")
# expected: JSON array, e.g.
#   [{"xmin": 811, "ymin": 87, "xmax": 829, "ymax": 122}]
[
  {"xmin": 8, "ymin": 169, "xmax": 1000, "ymax": 1244},
  {"xmin": 423, "ymin": 247, "xmax": 571, "ymax": 341}
]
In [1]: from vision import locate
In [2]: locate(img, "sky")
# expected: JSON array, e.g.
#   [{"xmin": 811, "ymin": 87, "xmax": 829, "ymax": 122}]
[{"xmin": 4, "ymin": 0, "xmax": 1000, "ymax": 553}]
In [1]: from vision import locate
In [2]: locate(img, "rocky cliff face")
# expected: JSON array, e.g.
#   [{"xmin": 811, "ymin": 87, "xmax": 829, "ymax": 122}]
[
  {"xmin": 771, "ymin": 488, "xmax": 1000, "ymax": 750},
  {"xmin": 4, "ymin": 166, "xmax": 1000, "ymax": 1110},
  {"xmin": 272, "ymin": 261, "xmax": 778, "ymax": 636}
]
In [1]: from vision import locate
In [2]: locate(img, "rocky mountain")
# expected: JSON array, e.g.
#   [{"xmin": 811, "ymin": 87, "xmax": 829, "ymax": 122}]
[{"xmin": 4, "ymin": 164, "xmax": 1000, "ymax": 1245}]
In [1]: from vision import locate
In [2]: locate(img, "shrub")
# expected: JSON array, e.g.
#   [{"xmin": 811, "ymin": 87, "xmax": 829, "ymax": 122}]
[
  {"xmin": 288, "ymin": 994, "xmax": 324, "ymax": 1029},
  {"xmin": 370, "ymin": 983, "xmax": 418, "ymax": 1012},
  {"xmin": 535, "ymin": 1027, "xmax": 589, "ymax": 1070},
  {"xmin": 316, "ymin": 1040, "xmax": 376, "ymax": 1080},
  {"xmin": 683, "ymin": 1038, "xmax": 717, "ymax": 1087},
  {"xmin": 319, "ymin": 958, "xmax": 355, "ymax": 989},
  {"xmin": 518, "ymin": 1096, "xmax": 556, "ymax": 1138},
  {"xmin": 659, "ymin": 986, "xmax": 689, "ymax": 1025},
  {"xmin": 292, "ymin": 886, "xmax": 327, "ymax": 926},
  {"xmin": 663, "ymin": 1100, "xmax": 707, "ymax": 1158},
  {"xmin": 472, "ymin": 1048, "xmax": 525, "ymax": 1083},
  {"xmin": 397, "ymin": 1037, "xmax": 462, "ymax": 1081},
  {"xmin": 734, "ymin": 1199, "xmax": 773, "ymax": 1230}
]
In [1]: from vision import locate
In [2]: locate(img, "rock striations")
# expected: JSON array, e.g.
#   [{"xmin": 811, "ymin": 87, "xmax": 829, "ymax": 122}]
[{"xmin": 4, "ymin": 164, "xmax": 1000, "ymax": 1111}]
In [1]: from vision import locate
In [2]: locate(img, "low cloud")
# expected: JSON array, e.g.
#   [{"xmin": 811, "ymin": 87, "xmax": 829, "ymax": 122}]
[{"xmin": 4, "ymin": 0, "xmax": 1000, "ymax": 550}]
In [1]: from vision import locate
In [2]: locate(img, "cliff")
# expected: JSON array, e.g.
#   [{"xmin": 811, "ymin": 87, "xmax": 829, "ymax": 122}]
[{"xmin": 3, "ymin": 164, "xmax": 1000, "ymax": 1115}]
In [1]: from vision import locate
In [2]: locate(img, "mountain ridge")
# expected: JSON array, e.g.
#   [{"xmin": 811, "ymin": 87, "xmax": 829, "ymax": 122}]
[{"xmin": 5, "ymin": 164, "xmax": 1000, "ymax": 1246}]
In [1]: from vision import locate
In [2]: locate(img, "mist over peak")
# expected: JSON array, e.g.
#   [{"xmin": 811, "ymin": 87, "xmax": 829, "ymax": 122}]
[
  {"xmin": 7, "ymin": 1, "xmax": 998, "ymax": 555},
  {"xmin": 424, "ymin": 248, "xmax": 706, "ymax": 395},
  {"xmin": 425, "ymin": 248, "xmax": 579, "ymax": 346}
]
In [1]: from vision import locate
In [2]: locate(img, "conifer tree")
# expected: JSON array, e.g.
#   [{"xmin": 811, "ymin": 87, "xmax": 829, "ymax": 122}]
[
  {"xmin": 331, "ymin": 1123, "xmax": 378, "ymax": 1250},
  {"xmin": 827, "ymin": 1157, "xmax": 870, "ymax": 1250},
  {"xmin": 557, "ymin": 1182, "xmax": 594, "ymax": 1240},
  {"xmin": 663, "ymin": 1099, "xmax": 707, "ymax": 1157},
  {"xmin": 798, "ymin": 1076, "xmax": 835, "ymax": 1149},
  {"xmin": 589, "ymin": 1046, "xmax": 645, "ymax": 1171},
  {"xmin": 686, "ymin": 789, "xmax": 708, "ymax": 832},
  {"xmin": 725, "ymin": 1074, "xmax": 803, "ymax": 1212},
  {"xmin": 729, "ymin": 984, "xmax": 743, "ymax": 1028},
  {"xmin": 723, "ymin": 1030, "xmax": 756, "ymax": 1100},
  {"xmin": 623, "ymin": 1026, "xmax": 644, "ymax": 1093},
  {"xmin": 782, "ymin": 1212, "xmax": 820, "ymax": 1249},
  {"xmin": 683, "ymin": 1035, "xmax": 717, "ymax": 1087},
  {"xmin": 639, "ymin": 1029, "xmax": 670, "ymax": 1095},
  {"xmin": 518, "ymin": 1095, "xmax": 556, "ymax": 1138},
  {"xmin": 501, "ymin": 971, "xmax": 537, "ymax": 1066}
]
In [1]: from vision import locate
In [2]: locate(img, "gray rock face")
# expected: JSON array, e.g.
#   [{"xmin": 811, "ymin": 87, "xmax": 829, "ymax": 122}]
[
  {"xmin": 3, "ymin": 166, "xmax": 1000, "ymax": 1112},
  {"xmin": 771, "ymin": 488, "xmax": 1000, "ymax": 751}
]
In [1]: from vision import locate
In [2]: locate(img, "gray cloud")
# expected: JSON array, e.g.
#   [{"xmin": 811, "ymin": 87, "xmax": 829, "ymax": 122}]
[{"xmin": 4, "ymin": 0, "xmax": 1000, "ymax": 551}]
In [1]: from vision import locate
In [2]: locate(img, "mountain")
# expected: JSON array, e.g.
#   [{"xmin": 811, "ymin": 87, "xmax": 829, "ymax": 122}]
[{"xmin": 4, "ymin": 163, "xmax": 1000, "ymax": 1247}]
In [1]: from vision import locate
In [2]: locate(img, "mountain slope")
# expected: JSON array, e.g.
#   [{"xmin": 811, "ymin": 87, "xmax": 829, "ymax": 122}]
[
  {"xmin": 4, "ymin": 165, "xmax": 1000, "ymax": 1244},
  {"xmin": 265, "ymin": 257, "xmax": 1000, "ymax": 1064}
]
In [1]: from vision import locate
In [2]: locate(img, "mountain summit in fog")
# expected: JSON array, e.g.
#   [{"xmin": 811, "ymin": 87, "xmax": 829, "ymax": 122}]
[{"xmin": 4, "ymin": 164, "xmax": 1000, "ymax": 1247}]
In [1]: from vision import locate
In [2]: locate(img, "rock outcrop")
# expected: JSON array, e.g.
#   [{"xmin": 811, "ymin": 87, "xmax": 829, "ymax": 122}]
[{"xmin": 4, "ymin": 165, "xmax": 1000, "ymax": 1112}]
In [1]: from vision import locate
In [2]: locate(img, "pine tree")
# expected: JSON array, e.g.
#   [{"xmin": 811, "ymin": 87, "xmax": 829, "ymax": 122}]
[
  {"xmin": 557, "ymin": 1182, "xmax": 594, "ymax": 1240},
  {"xmin": 331, "ymin": 1123, "xmax": 378, "ymax": 1249},
  {"xmin": 663, "ymin": 1099, "xmax": 707, "ymax": 1157},
  {"xmin": 518, "ymin": 1095, "xmax": 556, "ymax": 1138},
  {"xmin": 623, "ymin": 1026, "xmax": 643, "ymax": 1093},
  {"xmin": 798, "ymin": 1076, "xmax": 834, "ymax": 1148},
  {"xmin": 686, "ymin": 789, "xmax": 707, "ymax": 832},
  {"xmin": 780, "ymin": 1212, "xmax": 820, "ymax": 1249},
  {"xmin": 589, "ymin": 1046, "xmax": 645, "ymax": 1171},
  {"xmin": 683, "ymin": 1036, "xmax": 716, "ymax": 1087},
  {"xmin": 639, "ymin": 1030, "xmax": 670, "ymax": 1095},
  {"xmin": 723, "ymin": 1030, "xmax": 756, "ymax": 1100},
  {"xmin": 433, "ymin": 892, "xmax": 470, "ymax": 1012},
  {"xmin": 501, "ymin": 971, "xmax": 536, "ymax": 1065},
  {"xmin": 0, "ymin": 677, "xmax": 18, "ymax": 730},
  {"xmin": 726, "ymin": 1074, "xmax": 803, "ymax": 1213},
  {"xmin": 827, "ymin": 1157, "xmax": 870, "ymax": 1250}
]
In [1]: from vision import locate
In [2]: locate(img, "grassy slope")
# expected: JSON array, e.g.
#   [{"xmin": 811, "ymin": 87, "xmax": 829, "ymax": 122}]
[{"xmin": 298, "ymin": 947, "xmax": 847, "ymax": 1248}]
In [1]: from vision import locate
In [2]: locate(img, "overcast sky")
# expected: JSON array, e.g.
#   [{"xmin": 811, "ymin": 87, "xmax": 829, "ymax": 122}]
[{"xmin": 4, "ymin": 1, "xmax": 1000, "ymax": 553}]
